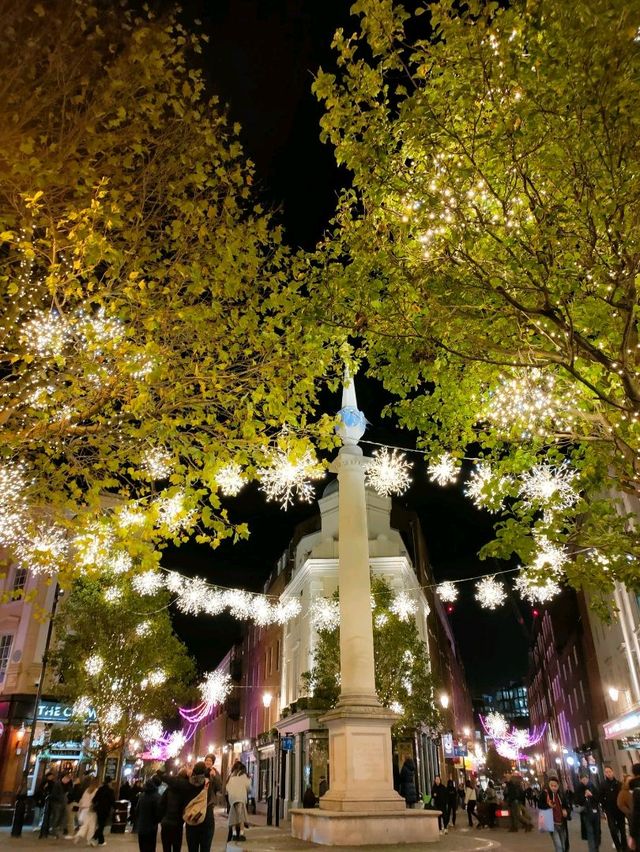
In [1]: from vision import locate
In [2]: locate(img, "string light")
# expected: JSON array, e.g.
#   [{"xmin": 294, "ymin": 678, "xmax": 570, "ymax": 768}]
[
  {"xmin": 519, "ymin": 462, "xmax": 579, "ymax": 510},
  {"xmin": 215, "ymin": 464, "xmax": 246, "ymax": 497},
  {"xmin": 484, "ymin": 369, "xmax": 572, "ymax": 438},
  {"xmin": 257, "ymin": 447, "xmax": 324, "ymax": 509},
  {"xmin": 483, "ymin": 711, "xmax": 509, "ymax": 739},
  {"xmin": 136, "ymin": 620, "xmax": 152, "ymax": 637},
  {"xmin": 148, "ymin": 669, "xmax": 167, "ymax": 687},
  {"xmin": 475, "ymin": 575, "xmax": 507, "ymax": 609},
  {"xmin": 165, "ymin": 730, "xmax": 186, "ymax": 758},
  {"xmin": 436, "ymin": 581, "xmax": 459, "ymax": 603},
  {"xmin": 199, "ymin": 670, "xmax": 233, "ymax": 707},
  {"xmin": 107, "ymin": 551, "xmax": 133, "ymax": 576},
  {"xmin": 139, "ymin": 719, "xmax": 163, "ymax": 743},
  {"xmin": 143, "ymin": 448, "xmax": 173, "ymax": 480},
  {"xmin": 131, "ymin": 570, "xmax": 164, "ymax": 596},
  {"xmin": 390, "ymin": 591, "xmax": 418, "ymax": 621},
  {"xmin": 0, "ymin": 461, "xmax": 31, "ymax": 544},
  {"xmin": 72, "ymin": 696, "xmax": 92, "ymax": 718},
  {"xmin": 427, "ymin": 452, "xmax": 461, "ymax": 486},
  {"xmin": 365, "ymin": 448, "xmax": 412, "ymax": 497},
  {"xmin": 310, "ymin": 598, "xmax": 340, "ymax": 632},
  {"xmin": 104, "ymin": 586, "xmax": 123, "ymax": 603},
  {"xmin": 528, "ymin": 535, "xmax": 569, "ymax": 574}
]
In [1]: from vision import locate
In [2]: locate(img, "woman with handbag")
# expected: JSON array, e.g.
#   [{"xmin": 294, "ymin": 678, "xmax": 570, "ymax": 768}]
[{"xmin": 538, "ymin": 777, "xmax": 572, "ymax": 852}]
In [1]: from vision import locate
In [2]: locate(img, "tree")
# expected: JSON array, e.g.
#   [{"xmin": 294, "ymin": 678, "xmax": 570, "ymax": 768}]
[
  {"xmin": 310, "ymin": 0, "xmax": 640, "ymax": 607},
  {"xmin": 0, "ymin": 0, "xmax": 336, "ymax": 582},
  {"xmin": 301, "ymin": 576, "xmax": 440, "ymax": 734},
  {"xmin": 485, "ymin": 745, "xmax": 513, "ymax": 781},
  {"xmin": 49, "ymin": 576, "xmax": 195, "ymax": 771}
]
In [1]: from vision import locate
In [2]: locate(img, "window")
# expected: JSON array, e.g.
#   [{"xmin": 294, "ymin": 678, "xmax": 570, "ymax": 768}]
[
  {"xmin": 12, "ymin": 566, "xmax": 27, "ymax": 593},
  {"xmin": 0, "ymin": 634, "xmax": 13, "ymax": 682},
  {"xmin": 276, "ymin": 640, "xmax": 280, "ymax": 671}
]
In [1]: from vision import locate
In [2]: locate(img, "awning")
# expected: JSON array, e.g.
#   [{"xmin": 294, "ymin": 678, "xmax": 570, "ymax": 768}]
[{"xmin": 603, "ymin": 705, "xmax": 640, "ymax": 740}]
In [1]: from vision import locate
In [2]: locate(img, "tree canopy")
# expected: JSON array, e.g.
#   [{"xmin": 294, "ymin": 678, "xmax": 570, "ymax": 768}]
[
  {"xmin": 0, "ymin": 0, "xmax": 336, "ymax": 583},
  {"xmin": 311, "ymin": 0, "xmax": 640, "ymax": 607},
  {"xmin": 49, "ymin": 576, "xmax": 194, "ymax": 763},
  {"xmin": 302, "ymin": 576, "xmax": 440, "ymax": 734}
]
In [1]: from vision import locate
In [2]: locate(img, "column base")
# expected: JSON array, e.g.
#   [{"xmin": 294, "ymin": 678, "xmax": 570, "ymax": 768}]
[{"xmin": 290, "ymin": 808, "xmax": 441, "ymax": 846}]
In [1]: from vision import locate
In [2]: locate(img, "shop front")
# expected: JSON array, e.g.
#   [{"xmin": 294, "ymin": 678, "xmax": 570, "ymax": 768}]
[
  {"xmin": 274, "ymin": 710, "xmax": 328, "ymax": 816},
  {"xmin": 603, "ymin": 703, "xmax": 640, "ymax": 775}
]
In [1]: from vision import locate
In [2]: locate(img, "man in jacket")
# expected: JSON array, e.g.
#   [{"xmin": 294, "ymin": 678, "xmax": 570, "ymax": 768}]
[
  {"xmin": 576, "ymin": 771, "xmax": 602, "ymax": 852},
  {"xmin": 157, "ymin": 766, "xmax": 192, "ymax": 852},
  {"xmin": 600, "ymin": 765, "xmax": 627, "ymax": 852},
  {"xmin": 629, "ymin": 768, "xmax": 640, "ymax": 851},
  {"xmin": 91, "ymin": 776, "xmax": 115, "ymax": 847}
]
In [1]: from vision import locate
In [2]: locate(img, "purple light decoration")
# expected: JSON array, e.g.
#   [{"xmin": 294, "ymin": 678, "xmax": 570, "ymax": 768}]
[{"xmin": 480, "ymin": 713, "xmax": 546, "ymax": 760}]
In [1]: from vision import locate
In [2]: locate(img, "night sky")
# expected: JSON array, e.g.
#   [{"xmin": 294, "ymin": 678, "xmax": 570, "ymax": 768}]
[{"xmin": 159, "ymin": 0, "xmax": 532, "ymax": 696}]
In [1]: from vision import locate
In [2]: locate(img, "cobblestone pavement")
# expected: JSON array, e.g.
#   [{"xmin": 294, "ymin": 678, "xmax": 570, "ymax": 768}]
[{"xmin": 0, "ymin": 808, "xmax": 600, "ymax": 852}]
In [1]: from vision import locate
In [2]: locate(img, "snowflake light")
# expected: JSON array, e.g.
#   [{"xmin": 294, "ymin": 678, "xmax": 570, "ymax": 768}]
[
  {"xmin": 136, "ymin": 620, "xmax": 152, "ymax": 637},
  {"xmin": 84, "ymin": 654, "xmax": 104, "ymax": 676},
  {"xmin": 390, "ymin": 591, "xmax": 418, "ymax": 621},
  {"xmin": 156, "ymin": 491, "xmax": 195, "ymax": 533},
  {"xmin": 165, "ymin": 571, "xmax": 184, "ymax": 593},
  {"xmin": 215, "ymin": 464, "xmax": 246, "ymax": 497},
  {"xmin": 436, "ymin": 581, "xmax": 459, "ymax": 603},
  {"xmin": 464, "ymin": 462, "xmax": 510, "ymax": 512},
  {"xmin": 199, "ymin": 670, "xmax": 233, "ymax": 707},
  {"xmin": 529, "ymin": 535, "xmax": 569, "ymax": 575},
  {"xmin": 143, "ymin": 447, "xmax": 173, "ymax": 480},
  {"xmin": 482, "ymin": 711, "xmax": 509, "ymax": 739},
  {"xmin": 428, "ymin": 453, "xmax": 461, "ymax": 486},
  {"xmin": 21, "ymin": 310, "xmax": 70, "ymax": 357},
  {"xmin": 175, "ymin": 577, "xmax": 210, "ymax": 615},
  {"xmin": 475, "ymin": 575, "xmax": 507, "ymax": 609},
  {"xmin": 139, "ymin": 719, "xmax": 163, "ymax": 743},
  {"xmin": 375, "ymin": 613, "xmax": 388, "ymax": 627},
  {"xmin": 16, "ymin": 523, "xmax": 68, "ymax": 574},
  {"xmin": 104, "ymin": 586, "xmax": 122, "ymax": 603},
  {"xmin": 72, "ymin": 696, "xmax": 92, "ymax": 718},
  {"xmin": 310, "ymin": 598, "xmax": 340, "ymax": 632},
  {"xmin": 148, "ymin": 669, "xmax": 167, "ymax": 687},
  {"xmin": 390, "ymin": 701, "xmax": 404, "ymax": 715},
  {"xmin": 496, "ymin": 740, "xmax": 520, "ymax": 761},
  {"xmin": 365, "ymin": 448, "xmax": 411, "ymax": 497},
  {"xmin": 273, "ymin": 598, "xmax": 302, "ymax": 623},
  {"xmin": 515, "ymin": 571, "xmax": 562, "ymax": 604},
  {"xmin": 73, "ymin": 523, "xmax": 115, "ymax": 569},
  {"xmin": 484, "ymin": 369, "xmax": 572, "ymax": 438},
  {"xmin": 132, "ymin": 570, "xmax": 164, "ymax": 596},
  {"xmin": 117, "ymin": 507, "xmax": 146, "ymax": 529},
  {"xmin": 165, "ymin": 730, "xmax": 186, "ymax": 758},
  {"xmin": 519, "ymin": 462, "xmax": 579, "ymax": 510},
  {"xmin": 104, "ymin": 704, "xmax": 123, "ymax": 727},
  {"xmin": 0, "ymin": 461, "xmax": 31, "ymax": 544},
  {"xmin": 107, "ymin": 551, "xmax": 133, "ymax": 575},
  {"xmin": 257, "ymin": 447, "xmax": 324, "ymax": 509}
]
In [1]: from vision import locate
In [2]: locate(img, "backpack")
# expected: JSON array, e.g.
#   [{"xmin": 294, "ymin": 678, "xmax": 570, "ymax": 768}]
[{"xmin": 183, "ymin": 786, "xmax": 208, "ymax": 826}]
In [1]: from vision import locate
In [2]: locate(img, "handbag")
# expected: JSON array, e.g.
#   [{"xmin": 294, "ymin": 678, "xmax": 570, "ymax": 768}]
[{"xmin": 538, "ymin": 808, "xmax": 555, "ymax": 833}]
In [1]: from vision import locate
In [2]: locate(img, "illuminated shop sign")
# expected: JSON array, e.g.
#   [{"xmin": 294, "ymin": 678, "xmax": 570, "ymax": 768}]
[
  {"xmin": 36, "ymin": 701, "xmax": 96, "ymax": 723},
  {"xmin": 603, "ymin": 708, "xmax": 640, "ymax": 739}
]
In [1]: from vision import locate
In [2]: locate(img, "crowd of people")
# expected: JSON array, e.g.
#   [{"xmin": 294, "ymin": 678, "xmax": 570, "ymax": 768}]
[{"xmin": 31, "ymin": 754, "xmax": 253, "ymax": 851}]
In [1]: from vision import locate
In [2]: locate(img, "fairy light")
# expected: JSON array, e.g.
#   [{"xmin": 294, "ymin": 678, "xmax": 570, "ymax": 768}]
[
  {"xmin": 436, "ymin": 581, "xmax": 459, "ymax": 603},
  {"xmin": 73, "ymin": 523, "xmax": 116, "ymax": 569},
  {"xmin": 104, "ymin": 704, "xmax": 123, "ymax": 726},
  {"xmin": 107, "ymin": 551, "xmax": 133, "ymax": 575},
  {"xmin": 215, "ymin": 464, "xmax": 246, "ymax": 497},
  {"xmin": 20, "ymin": 310, "xmax": 70, "ymax": 358},
  {"xmin": 16, "ymin": 523, "xmax": 68, "ymax": 574},
  {"xmin": 375, "ymin": 613, "xmax": 388, "ymax": 627},
  {"xmin": 514, "ymin": 571, "xmax": 562, "ymax": 604},
  {"xmin": 148, "ymin": 669, "xmax": 167, "ymax": 687},
  {"xmin": 519, "ymin": 462, "xmax": 579, "ymax": 510},
  {"xmin": 529, "ymin": 535, "xmax": 569, "ymax": 574},
  {"xmin": 310, "ymin": 598, "xmax": 340, "ymax": 632},
  {"xmin": 72, "ymin": 696, "xmax": 92, "ymax": 718},
  {"xmin": 475, "ymin": 575, "xmax": 507, "ymax": 609},
  {"xmin": 390, "ymin": 591, "xmax": 418, "ymax": 621},
  {"xmin": 427, "ymin": 452, "xmax": 461, "ymax": 486},
  {"xmin": 0, "ymin": 461, "xmax": 31, "ymax": 544},
  {"xmin": 257, "ymin": 447, "xmax": 324, "ymax": 509},
  {"xmin": 139, "ymin": 719, "xmax": 163, "ymax": 743},
  {"xmin": 165, "ymin": 730, "xmax": 186, "ymax": 758},
  {"xmin": 482, "ymin": 711, "xmax": 509, "ymax": 739},
  {"xmin": 390, "ymin": 701, "xmax": 404, "ymax": 715},
  {"xmin": 104, "ymin": 586, "xmax": 123, "ymax": 603},
  {"xmin": 199, "ymin": 670, "xmax": 233, "ymax": 707},
  {"xmin": 365, "ymin": 448, "xmax": 412, "ymax": 497},
  {"xmin": 136, "ymin": 620, "xmax": 152, "ymax": 637},
  {"xmin": 175, "ymin": 577, "xmax": 210, "ymax": 615},
  {"xmin": 156, "ymin": 490, "xmax": 195, "ymax": 533},
  {"xmin": 484, "ymin": 369, "xmax": 572, "ymax": 438},
  {"xmin": 464, "ymin": 462, "xmax": 510, "ymax": 512},
  {"xmin": 131, "ymin": 570, "xmax": 164, "ymax": 595},
  {"xmin": 143, "ymin": 447, "xmax": 173, "ymax": 480},
  {"xmin": 84, "ymin": 654, "xmax": 104, "ymax": 676},
  {"xmin": 117, "ymin": 506, "xmax": 146, "ymax": 529}
]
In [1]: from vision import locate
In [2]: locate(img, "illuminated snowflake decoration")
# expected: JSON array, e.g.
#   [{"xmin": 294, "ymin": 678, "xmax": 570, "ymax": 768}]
[
  {"xmin": 390, "ymin": 701, "xmax": 404, "ymax": 715},
  {"xmin": 482, "ymin": 711, "xmax": 509, "ymax": 739},
  {"xmin": 515, "ymin": 571, "xmax": 562, "ymax": 604},
  {"xmin": 475, "ymin": 575, "xmax": 507, "ymax": 609},
  {"xmin": 365, "ymin": 448, "xmax": 412, "ymax": 497},
  {"xmin": 165, "ymin": 571, "xmax": 184, "ymax": 593},
  {"xmin": 310, "ymin": 598, "xmax": 340, "ymax": 632},
  {"xmin": 528, "ymin": 535, "xmax": 569, "ymax": 575},
  {"xmin": 156, "ymin": 490, "xmax": 196, "ymax": 533},
  {"xmin": 165, "ymin": 730, "xmax": 186, "ymax": 758},
  {"xmin": 131, "ymin": 570, "xmax": 164, "ymax": 596},
  {"xmin": 427, "ymin": 453, "xmax": 461, "ymax": 487},
  {"xmin": 464, "ymin": 462, "xmax": 510, "ymax": 512},
  {"xmin": 375, "ymin": 613, "xmax": 388, "ymax": 628},
  {"xmin": 117, "ymin": 506, "xmax": 146, "ymax": 529},
  {"xmin": 107, "ymin": 551, "xmax": 133, "ymax": 576},
  {"xmin": 436, "ymin": 581, "xmax": 459, "ymax": 603},
  {"xmin": 104, "ymin": 586, "xmax": 123, "ymax": 603},
  {"xmin": 136, "ymin": 620, "xmax": 152, "ymax": 637},
  {"xmin": 519, "ymin": 462, "xmax": 579, "ymax": 510},
  {"xmin": 104, "ymin": 704, "xmax": 123, "ymax": 726},
  {"xmin": 16, "ymin": 523, "xmax": 68, "ymax": 574},
  {"xmin": 73, "ymin": 523, "xmax": 116, "ymax": 569},
  {"xmin": 143, "ymin": 447, "xmax": 173, "ymax": 480},
  {"xmin": 175, "ymin": 577, "xmax": 211, "ymax": 615},
  {"xmin": 272, "ymin": 598, "xmax": 302, "ymax": 624},
  {"xmin": 199, "ymin": 670, "xmax": 233, "ymax": 707},
  {"xmin": 496, "ymin": 740, "xmax": 520, "ymax": 761},
  {"xmin": 390, "ymin": 591, "xmax": 418, "ymax": 621},
  {"xmin": 484, "ymin": 369, "xmax": 572, "ymax": 439},
  {"xmin": 0, "ymin": 461, "xmax": 31, "ymax": 544},
  {"xmin": 139, "ymin": 719, "xmax": 163, "ymax": 743},
  {"xmin": 215, "ymin": 464, "xmax": 246, "ymax": 497},
  {"xmin": 72, "ymin": 696, "xmax": 92, "ymax": 718},
  {"xmin": 257, "ymin": 448, "xmax": 324, "ymax": 509},
  {"xmin": 84, "ymin": 654, "xmax": 104, "ymax": 676},
  {"xmin": 148, "ymin": 669, "xmax": 167, "ymax": 687}
]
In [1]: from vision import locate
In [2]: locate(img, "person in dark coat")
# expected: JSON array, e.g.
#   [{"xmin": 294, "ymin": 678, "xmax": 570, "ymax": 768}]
[
  {"xmin": 136, "ymin": 778, "xmax": 162, "ymax": 852},
  {"xmin": 184, "ymin": 761, "xmax": 221, "ymax": 852},
  {"xmin": 302, "ymin": 786, "xmax": 317, "ymax": 808},
  {"xmin": 446, "ymin": 780, "xmax": 458, "ymax": 828},
  {"xmin": 539, "ymin": 777, "xmax": 572, "ymax": 852},
  {"xmin": 599, "ymin": 766, "xmax": 627, "ymax": 852},
  {"xmin": 629, "ymin": 770, "xmax": 640, "ymax": 851},
  {"xmin": 399, "ymin": 758, "xmax": 418, "ymax": 808},
  {"xmin": 158, "ymin": 767, "xmax": 192, "ymax": 852},
  {"xmin": 431, "ymin": 775, "xmax": 448, "ymax": 832},
  {"xmin": 575, "ymin": 772, "xmax": 602, "ymax": 852},
  {"xmin": 91, "ymin": 776, "xmax": 116, "ymax": 846}
]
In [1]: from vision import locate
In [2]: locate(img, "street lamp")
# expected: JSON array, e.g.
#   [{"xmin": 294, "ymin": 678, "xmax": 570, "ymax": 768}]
[
  {"xmin": 463, "ymin": 726, "xmax": 470, "ymax": 738},
  {"xmin": 439, "ymin": 693, "xmax": 450, "ymax": 710},
  {"xmin": 608, "ymin": 687, "xmax": 620, "ymax": 702},
  {"xmin": 262, "ymin": 692, "xmax": 273, "ymax": 708}
]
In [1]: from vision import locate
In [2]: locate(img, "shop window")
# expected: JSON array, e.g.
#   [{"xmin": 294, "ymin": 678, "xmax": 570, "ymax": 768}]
[{"xmin": 0, "ymin": 633, "xmax": 13, "ymax": 682}]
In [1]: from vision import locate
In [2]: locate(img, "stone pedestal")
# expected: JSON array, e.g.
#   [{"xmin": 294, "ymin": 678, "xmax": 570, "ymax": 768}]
[{"xmin": 290, "ymin": 808, "xmax": 441, "ymax": 846}]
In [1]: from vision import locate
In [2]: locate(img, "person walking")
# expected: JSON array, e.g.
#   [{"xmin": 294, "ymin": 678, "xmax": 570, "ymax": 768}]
[
  {"xmin": 136, "ymin": 778, "xmax": 162, "ymax": 852},
  {"xmin": 91, "ymin": 776, "xmax": 115, "ymax": 847},
  {"xmin": 74, "ymin": 779, "xmax": 99, "ymax": 846},
  {"xmin": 399, "ymin": 758, "xmax": 419, "ymax": 809},
  {"xmin": 48, "ymin": 773, "xmax": 68, "ymax": 839},
  {"xmin": 159, "ymin": 766, "xmax": 192, "ymax": 852},
  {"xmin": 576, "ymin": 771, "xmax": 602, "ymax": 852},
  {"xmin": 600, "ymin": 766, "xmax": 627, "ymax": 852},
  {"xmin": 185, "ymin": 761, "xmax": 220, "ymax": 852},
  {"xmin": 226, "ymin": 762, "xmax": 251, "ymax": 845},
  {"xmin": 539, "ymin": 776, "xmax": 572, "ymax": 852},
  {"xmin": 629, "ymin": 766, "xmax": 640, "ymax": 851},
  {"xmin": 485, "ymin": 781, "xmax": 498, "ymax": 829},
  {"xmin": 446, "ymin": 780, "xmax": 458, "ymax": 829},
  {"xmin": 465, "ymin": 780, "xmax": 477, "ymax": 827},
  {"xmin": 431, "ymin": 775, "xmax": 448, "ymax": 833}
]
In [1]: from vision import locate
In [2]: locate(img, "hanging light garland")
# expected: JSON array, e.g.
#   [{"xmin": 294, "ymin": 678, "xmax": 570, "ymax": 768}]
[
  {"xmin": 514, "ymin": 571, "xmax": 562, "ymax": 604},
  {"xmin": 484, "ymin": 369, "xmax": 573, "ymax": 439},
  {"xmin": 390, "ymin": 591, "xmax": 418, "ymax": 621},
  {"xmin": 519, "ymin": 462, "xmax": 579, "ymax": 510},
  {"xmin": 427, "ymin": 452, "xmax": 461, "ymax": 486},
  {"xmin": 310, "ymin": 598, "xmax": 341, "ymax": 632},
  {"xmin": 365, "ymin": 448, "xmax": 412, "ymax": 497},
  {"xmin": 215, "ymin": 463, "xmax": 246, "ymax": 497},
  {"xmin": 143, "ymin": 447, "xmax": 173, "ymax": 480},
  {"xmin": 436, "ymin": 581, "xmax": 459, "ymax": 603},
  {"xmin": 474, "ymin": 575, "xmax": 507, "ymax": 609}
]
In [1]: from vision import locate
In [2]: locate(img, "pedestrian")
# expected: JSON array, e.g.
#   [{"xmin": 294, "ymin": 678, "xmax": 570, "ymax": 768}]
[
  {"xmin": 130, "ymin": 779, "xmax": 143, "ymax": 831},
  {"xmin": 136, "ymin": 778, "xmax": 162, "ymax": 852},
  {"xmin": 91, "ymin": 775, "xmax": 115, "ymax": 847},
  {"xmin": 618, "ymin": 764, "xmax": 640, "ymax": 821},
  {"xmin": 47, "ymin": 773, "xmax": 68, "ymax": 839},
  {"xmin": 629, "ymin": 767, "xmax": 640, "ymax": 851},
  {"xmin": 431, "ymin": 774, "xmax": 448, "ymax": 833},
  {"xmin": 485, "ymin": 781, "xmax": 498, "ymax": 829},
  {"xmin": 74, "ymin": 779, "xmax": 99, "ymax": 846},
  {"xmin": 576, "ymin": 771, "xmax": 602, "ymax": 852},
  {"xmin": 599, "ymin": 765, "xmax": 627, "ymax": 852},
  {"xmin": 399, "ymin": 758, "xmax": 419, "ymax": 809},
  {"xmin": 505, "ymin": 773, "xmax": 532, "ymax": 832},
  {"xmin": 465, "ymin": 780, "xmax": 477, "ymax": 827},
  {"xmin": 446, "ymin": 780, "xmax": 458, "ymax": 829},
  {"xmin": 303, "ymin": 786, "xmax": 317, "ymax": 808},
  {"xmin": 158, "ymin": 766, "xmax": 192, "ymax": 852},
  {"xmin": 226, "ymin": 761, "xmax": 251, "ymax": 845},
  {"xmin": 319, "ymin": 777, "xmax": 328, "ymax": 798},
  {"xmin": 32, "ymin": 775, "xmax": 48, "ymax": 832},
  {"xmin": 538, "ymin": 776, "xmax": 571, "ymax": 852},
  {"xmin": 184, "ymin": 760, "xmax": 220, "ymax": 852},
  {"xmin": 60, "ymin": 771, "xmax": 77, "ymax": 838}
]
